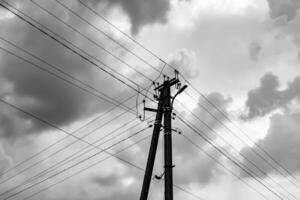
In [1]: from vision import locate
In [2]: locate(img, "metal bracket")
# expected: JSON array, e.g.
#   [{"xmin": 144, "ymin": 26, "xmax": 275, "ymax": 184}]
[{"xmin": 144, "ymin": 107, "xmax": 158, "ymax": 113}]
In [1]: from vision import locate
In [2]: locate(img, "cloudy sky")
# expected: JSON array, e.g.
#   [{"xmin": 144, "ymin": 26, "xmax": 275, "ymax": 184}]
[{"xmin": 0, "ymin": 0, "xmax": 300, "ymax": 199}]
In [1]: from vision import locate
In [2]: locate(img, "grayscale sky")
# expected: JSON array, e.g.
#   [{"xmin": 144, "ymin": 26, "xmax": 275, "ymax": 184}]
[{"xmin": 0, "ymin": 0, "xmax": 300, "ymax": 200}]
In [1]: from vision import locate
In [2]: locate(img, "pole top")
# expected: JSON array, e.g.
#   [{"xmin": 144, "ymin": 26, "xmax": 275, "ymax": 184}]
[{"xmin": 154, "ymin": 78, "xmax": 179, "ymax": 91}]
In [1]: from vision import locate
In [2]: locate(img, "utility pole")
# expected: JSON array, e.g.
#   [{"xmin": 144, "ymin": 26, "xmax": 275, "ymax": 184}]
[
  {"xmin": 140, "ymin": 75, "xmax": 187, "ymax": 200},
  {"xmin": 163, "ymin": 80, "xmax": 173, "ymax": 200},
  {"xmin": 139, "ymin": 88, "xmax": 164, "ymax": 200}
]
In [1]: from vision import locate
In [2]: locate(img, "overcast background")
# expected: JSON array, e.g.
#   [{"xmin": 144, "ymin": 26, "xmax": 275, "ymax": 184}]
[{"xmin": 0, "ymin": 0, "xmax": 300, "ymax": 200}]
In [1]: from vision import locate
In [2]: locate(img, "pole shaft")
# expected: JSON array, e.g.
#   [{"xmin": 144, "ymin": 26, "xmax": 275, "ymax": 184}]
[
  {"xmin": 163, "ymin": 80, "xmax": 173, "ymax": 200},
  {"xmin": 139, "ymin": 92, "xmax": 164, "ymax": 200}
]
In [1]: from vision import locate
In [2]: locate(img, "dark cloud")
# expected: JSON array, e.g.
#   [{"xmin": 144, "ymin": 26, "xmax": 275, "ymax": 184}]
[
  {"xmin": 0, "ymin": 145, "xmax": 11, "ymax": 176},
  {"xmin": 241, "ymin": 73, "xmax": 300, "ymax": 120},
  {"xmin": 92, "ymin": 173, "xmax": 119, "ymax": 187},
  {"xmin": 83, "ymin": 0, "xmax": 171, "ymax": 34},
  {"xmin": 267, "ymin": 0, "xmax": 300, "ymax": 21},
  {"xmin": 240, "ymin": 112, "xmax": 300, "ymax": 177},
  {"xmin": 266, "ymin": 0, "xmax": 300, "ymax": 61},
  {"xmin": 248, "ymin": 41, "xmax": 262, "ymax": 61},
  {"xmin": 0, "ymin": 0, "xmax": 137, "ymax": 139}
]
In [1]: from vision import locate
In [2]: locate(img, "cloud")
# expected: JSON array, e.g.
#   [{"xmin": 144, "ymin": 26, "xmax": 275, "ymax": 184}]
[
  {"xmin": 166, "ymin": 49, "xmax": 199, "ymax": 80},
  {"xmin": 266, "ymin": 0, "xmax": 300, "ymax": 62},
  {"xmin": 240, "ymin": 111, "xmax": 300, "ymax": 177},
  {"xmin": 0, "ymin": 145, "xmax": 11, "ymax": 176},
  {"xmin": 171, "ymin": 92, "xmax": 232, "ymax": 185},
  {"xmin": 174, "ymin": 146, "xmax": 222, "ymax": 185},
  {"xmin": 248, "ymin": 41, "xmax": 262, "ymax": 61},
  {"xmin": 241, "ymin": 73, "xmax": 300, "ymax": 120},
  {"xmin": 195, "ymin": 92, "xmax": 232, "ymax": 131},
  {"xmin": 84, "ymin": 0, "xmax": 171, "ymax": 34},
  {"xmin": 0, "ymin": 0, "xmax": 139, "ymax": 139},
  {"xmin": 92, "ymin": 173, "xmax": 120, "ymax": 187},
  {"xmin": 267, "ymin": 0, "xmax": 300, "ymax": 21}
]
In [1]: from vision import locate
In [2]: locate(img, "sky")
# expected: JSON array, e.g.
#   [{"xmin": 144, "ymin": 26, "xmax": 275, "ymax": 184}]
[{"xmin": 0, "ymin": 0, "xmax": 300, "ymax": 200}]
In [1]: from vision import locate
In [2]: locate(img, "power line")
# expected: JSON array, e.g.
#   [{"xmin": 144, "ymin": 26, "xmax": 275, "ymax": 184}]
[
  {"xmin": 0, "ymin": 90, "xmax": 140, "ymax": 180},
  {"xmin": 20, "ymin": 134, "xmax": 152, "ymax": 200},
  {"xmin": 177, "ymin": 115, "xmax": 286, "ymax": 200},
  {"xmin": 173, "ymin": 101, "xmax": 298, "ymax": 199},
  {"xmin": 0, "ymin": 1, "xmax": 154, "ymax": 100},
  {"xmin": 0, "ymin": 36, "xmax": 135, "ymax": 114},
  {"xmin": 0, "ymin": 36, "xmax": 153, "ymax": 178},
  {"xmin": 181, "ymin": 133, "xmax": 269, "ymax": 200},
  {"xmin": 0, "ymin": 116, "xmax": 151, "ymax": 197},
  {"xmin": 61, "ymin": 0, "xmax": 164, "ymax": 75},
  {"xmin": 188, "ymin": 87, "xmax": 300, "ymax": 186},
  {"xmin": 3, "ymin": 125, "xmax": 151, "ymax": 200},
  {"xmin": 0, "ymin": 46, "xmax": 143, "ymax": 181},
  {"xmin": 0, "ymin": 97, "xmax": 146, "ymax": 177},
  {"xmin": 181, "ymin": 91, "xmax": 300, "ymax": 194},
  {"xmin": 30, "ymin": 0, "xmax": 153, "ymax": 83},
  {"xmin": 0, "ymin": 107, "xmax": 136, "ymax": 186},
  {"xmin": 18, "ymin": 134, "xmax": 204, "ymax": 200},
  {"xmin": 0, "ymin": 46, "xmax": 135, "ymax": 115}
]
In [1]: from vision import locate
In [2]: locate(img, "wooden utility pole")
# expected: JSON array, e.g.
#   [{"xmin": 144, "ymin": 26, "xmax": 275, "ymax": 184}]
[
  {"xmin": 139, "ymin": 88, "xmax": 164, "ymax": 200},
  {"xmin": 163, "ymin": 80, "xmax": 173, "ymax": 200},
  {"xmin": 140, "ymin": 77, "xmax": 186, "ymax": 200}
]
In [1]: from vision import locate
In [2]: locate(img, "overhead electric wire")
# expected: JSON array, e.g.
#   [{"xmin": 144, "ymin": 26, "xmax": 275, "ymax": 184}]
[
  {"xmin": 177, "ymin": 115, "xmax": 286, "ymax": 200},
  {"xmin": 0, "ymin": 10, "xmax": 160, "ymax": 177},
  {"xmin": 181, "ymin": 133, "xmax": 269, "ymax": 200},
  {"xmin": 0, "ymin": 1, "xmax": 154, "ymax": 101},
  {"xmin": 0, "ymin": 97, "xmax": 150, "ymax": 180},
  {"xmin": 182, "ymin": 91, "xmax": 300, "ymax": 192},
  {"xmin": 59, "ymin": 0, "xmax": 163, "ymax": 75},
  {"xmin": 173, "ymin": 101, "xmax": 297, "ymax": 200},
  {"xmin": 75, "ymin": 0, "xmax": 300, "ymax": 189},
  {"xmin": 2, "ymin": 125, "xmax": 151, "ymax": 200},
  {"xmin": 27, "ymin": 118, "xmax": 147, "ymax": 182},
  {"xmin": 0, "ymin": 36, "xmax": 135, "ymax": 115},
  {"xmin": 173, "ymin": 102, "xmax": 297, "ymax": 200},
  {"xmin": 18, "ymin": 134, "xmax": 203, "ymax": 200},
  {"xmin": 20, "ymin": 134, "xmax": 152, "ymax": 200},
  {"xmin": 30, "ymin": 0, "xmax": 153, "ymax": 83},
  {"xmin": 186, "ymin": 87, "xmax": 300, "ymax": 186},
  {"xmin": 0, "ymin": 46, "xmax": 146, "ymax": 182},
  {"xmin": 0, "ymin": 88, "xmax": 141, "ymax": 181},
  {"xmin": 0, "ymin": 116, "xmax": 150, "ymax": 198},
  {"xmin": 0, "ymin": 35, "xmax": 153, "ymax": 178},
  {"xmin": 0, "ymin": 45, "xmax": 135, "ymax": 115},
  {"xmin": 32, "ymin": 0, "xmax": 167, "ymax": 103},
  {"xmin": 0, "ymin": 105, "xmax": 137, "ymax": 186}
]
